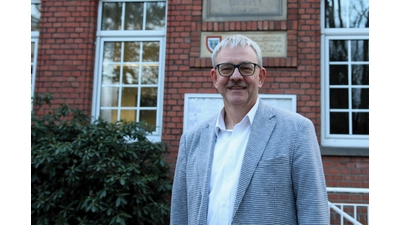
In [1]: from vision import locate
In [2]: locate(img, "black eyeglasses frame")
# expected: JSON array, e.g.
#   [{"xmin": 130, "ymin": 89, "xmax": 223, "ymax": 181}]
[{"xmin": 214, "ymin": 62, "xmax": 261, "ymax": 77}]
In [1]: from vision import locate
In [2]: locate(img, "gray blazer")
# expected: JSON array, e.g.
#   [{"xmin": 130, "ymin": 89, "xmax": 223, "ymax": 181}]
[{"xmin": 171, "ymin": 100, "xmax": 329, "ymax": 225}]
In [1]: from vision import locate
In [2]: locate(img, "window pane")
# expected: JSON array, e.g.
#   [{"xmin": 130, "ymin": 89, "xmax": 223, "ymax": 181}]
[
  {"xmin": 352, "ymin": 112, "xmax": 368, "ymax": 134},
  {"xmin": 145, "ymin": 2, "xmax": 166, "ymax": 30},
  {"xmin": 329, "ymin": 40, "xmax": 348, "ymax": 61},
  {"xmin": 123, "ymin": 65, "xmax": 139, "ymax": 84},
  {"xmin": 104, "ymin": 42, "xmax": 122, "ymax": 62},
  {"xmin": 325, "ymin": 0, "xmax": 369, "ymax": 29},
  {"xmin": 140, "ymin": 110, "xmax": 157, "ymax": 129},
  {"xmin": 31, "ymin": 3, "xmax": 41, "ymax": 31},
  {"xmin": 124, "ymin": 42, "xmax": 140, "ymax": 62},
  {"xmin": 330, "ymin": 112, "xmax": 349, "ymax": 134},
  {"xmin": 352, "ymin": 88, "xmax": 368, "ymax": 109},
  {"xmin": 102, "ymin": 64, "xmax": 121, "ymax": 84},
  {"xmin": 102, "ymin": 3, "xmax": 122, "ymax": 30},
  {"xmin": 330, "ymin": 88, "xmax": 348, "ymax": 109},
  {"xmin": 121, "ymin": 110, "xmax": 137, "ymax": 121},
  {"xmin": 329, "ymin": 65, "xmax": 348, "ymax": 85},
  {"xmin": 351, "ymin": 40, "xmax": 369, "ymax": 61},
  {"xmin": 349, "ymin": 0, "xmax": 369, "ymax": 28},
  {"xmin": 325, "ymin": 0, "xmax": 348, "ymax": 28},
  {"xmin": 141, "ymin": 65, "xmax": 159, "ymax": 84},
  {"xmin": 125, "ymin": 2, "xmax": 144, "ymax": 30},
  {"xmin": 31, "ymin": 42, "xmax": 35, "ymax": 63},
  {"xmin": 140, "ymin": 87, "xmax": 158, "ymax": 107},
  {"xmin": 101, "ymin": 87, "xmax": 119, "ymax": 107},
  {"xmin": 100, "ymin": 109, "xmax": 119, "ymax": 123},
  {"xmin": 143, "ymin": 42, "xmax": 160, "ymax": 62},
  {"xmin": 352, "ymin": 65, "xmax": 368, "ymax": 85},
  {"xmin": 121, "ymin": 87, "xmax": 138, "ymax": 107}
]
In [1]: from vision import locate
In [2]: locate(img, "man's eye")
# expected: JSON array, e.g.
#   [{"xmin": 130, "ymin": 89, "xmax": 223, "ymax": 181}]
[
  {"xmin": 221, "ymin": 66, "xmax": 233, "ymax": 71},
  {"xmin": 240, "ymin": 65, "xmax": 252, "ymax": 71}
]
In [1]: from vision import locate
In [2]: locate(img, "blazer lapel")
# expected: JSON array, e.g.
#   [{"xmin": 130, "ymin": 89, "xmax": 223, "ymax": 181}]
[{"xmin": 232, "ymin": 101, "xmax": 276, "ymax": 216}]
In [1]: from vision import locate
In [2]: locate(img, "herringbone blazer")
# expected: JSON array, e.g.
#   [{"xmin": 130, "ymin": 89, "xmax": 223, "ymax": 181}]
[{"xmin": 171, "ymin": 100, "xmax": 329, "ymax": 225}]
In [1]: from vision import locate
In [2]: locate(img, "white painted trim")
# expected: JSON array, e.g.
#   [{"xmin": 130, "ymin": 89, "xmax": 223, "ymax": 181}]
[{"xmin": 327, "ymin": 187, "xmax": 369, "ymax": 194}]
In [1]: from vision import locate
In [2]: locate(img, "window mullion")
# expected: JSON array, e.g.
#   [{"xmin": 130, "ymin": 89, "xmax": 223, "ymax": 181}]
[
  {"xmin": 137, "ymin": 42, "xmax": 144, "ymax": 122},
  {"xmin": 118, "ymin": 41, "xmax": 126, "ymax": 121},
  {"xmin": 346, "ymin": 40, "xmax": 352, "ymax": 135},
  {"xmin": 346, "ymin": 0, "xmax": 350, "ymax": 28},
  {"xmin": 121, "ymin": 2, "xmax": 126, "ymax": 30},
  {"xmin": 142, "ymin": 3, "xmax": 147, "ymax": 30}
]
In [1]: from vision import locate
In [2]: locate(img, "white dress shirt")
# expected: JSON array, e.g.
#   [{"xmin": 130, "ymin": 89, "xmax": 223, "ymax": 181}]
[{"xmin": 207, "ymin": 99, "xmax": 259, "ymax": 225}]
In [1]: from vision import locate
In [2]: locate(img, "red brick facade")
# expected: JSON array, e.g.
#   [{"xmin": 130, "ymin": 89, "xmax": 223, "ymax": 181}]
[
  {"xmin": 33, "ymin": 0, "xmax": 369, "ymax": 214},
  {"xmin": 34, "ymin": 0, "xmax": 98, "ymax": 113}
]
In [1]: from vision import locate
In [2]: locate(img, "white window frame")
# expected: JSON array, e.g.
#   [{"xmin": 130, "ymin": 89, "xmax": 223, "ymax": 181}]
[
  {"xmin": 31, "ymin": 36, "xmax": 39, "ymax": 101},
  {"xmin": 92, "ymin": 0, "xmax": 167, "ymax": 142},
  {"xmin": 31, "ymin": 0, "xmax": 40, "ymax": 104},
  {"xmin": 320, "ymin": 0, "xmax": 369, "ymax": 148}
]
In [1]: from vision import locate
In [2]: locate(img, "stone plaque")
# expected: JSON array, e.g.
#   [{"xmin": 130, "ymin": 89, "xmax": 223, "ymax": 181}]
[
  {"xmin": 203, "ymin": 0, "xmax": 287, "ymax": 21},
  {"xmin": 200, "ymin": 31, "xmax": 287, "ymax": 58}
]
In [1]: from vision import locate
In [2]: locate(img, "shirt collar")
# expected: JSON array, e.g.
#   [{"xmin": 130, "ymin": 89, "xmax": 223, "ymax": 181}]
[{"xmin": 215, "ymin": 98, "xmax": 260, "ymax": 135}]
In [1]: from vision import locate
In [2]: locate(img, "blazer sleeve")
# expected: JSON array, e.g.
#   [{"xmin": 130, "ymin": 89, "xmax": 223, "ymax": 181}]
[
  {"xmin": 170, "ymin": 134, "xmax": 189, "ymax": 225},
  {"xmin": 292, "ymin": 118, "xmax": 330, "ymax": 224}
]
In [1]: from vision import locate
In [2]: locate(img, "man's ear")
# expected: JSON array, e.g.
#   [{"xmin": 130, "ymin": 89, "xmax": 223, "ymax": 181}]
[
  {"xmin": 258, "ymin": 67, "xmax": 266, "ymax": 88},
  {"xmin": 211, "ymin": 69, "xmax": 218, "ymax": 88}
]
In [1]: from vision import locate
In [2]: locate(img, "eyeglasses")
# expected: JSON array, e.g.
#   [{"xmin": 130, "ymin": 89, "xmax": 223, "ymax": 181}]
[{"xmin": 214, "ymin": 63, "xmax": 261, "ymax": 77}]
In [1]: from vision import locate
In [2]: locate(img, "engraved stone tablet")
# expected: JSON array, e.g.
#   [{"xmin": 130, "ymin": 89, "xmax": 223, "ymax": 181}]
[
  {"xmin": 200, "ymin": 31, "xmax": 287, "ymax": 58},
  {"xmin": 203, "ymin": 0, "xmax": 287, "ymax": 21}
]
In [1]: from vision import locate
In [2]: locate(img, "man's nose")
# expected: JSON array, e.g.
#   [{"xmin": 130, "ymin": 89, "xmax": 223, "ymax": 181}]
[{"xmin": 230, "ymin": 68, "xmax": 243, "ymax": 80}]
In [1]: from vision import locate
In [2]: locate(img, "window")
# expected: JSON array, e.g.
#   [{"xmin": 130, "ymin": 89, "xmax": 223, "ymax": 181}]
[
  {"xmin": 31, "ymin": 0, "xmax": 40, "ymax": 102},
  {"xmin": 93, "ymin": 0, "xmax": 167, "ymax": 141},
  {"xmin": 321, "ymin": 0, "xmax": 369, "ymax": 148}
]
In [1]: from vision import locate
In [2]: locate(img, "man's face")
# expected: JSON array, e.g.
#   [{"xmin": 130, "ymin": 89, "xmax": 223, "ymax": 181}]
[{"xmin": 211, "ymin": 45, "xmax": 266, "ymax": 109}]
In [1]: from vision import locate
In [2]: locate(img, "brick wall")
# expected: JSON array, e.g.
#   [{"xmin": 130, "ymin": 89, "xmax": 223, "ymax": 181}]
[
  {"xmin": 323, "ymin": 156, "xmax": 369, "ymax": 188},
  {"xmin": 34, "ymin": 0, "xmax": 98, "ymax": 115}
]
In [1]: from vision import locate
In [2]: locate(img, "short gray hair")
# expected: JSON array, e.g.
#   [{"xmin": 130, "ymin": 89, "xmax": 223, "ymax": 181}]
[{"xmin": 211, "ymin": 34, "xmax": 263, "ymax": 67}]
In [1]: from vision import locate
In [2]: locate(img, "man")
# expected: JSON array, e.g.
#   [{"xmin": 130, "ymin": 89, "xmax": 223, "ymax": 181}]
[{"xmin": 171, "ymin": 34, "xmax": 329, "ymax": 224}]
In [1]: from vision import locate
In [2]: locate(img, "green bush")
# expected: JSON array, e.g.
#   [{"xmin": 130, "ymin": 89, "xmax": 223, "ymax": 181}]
[{"xmin": 31, "ymin": 94, "xmax": 172, "ymax": 225}]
